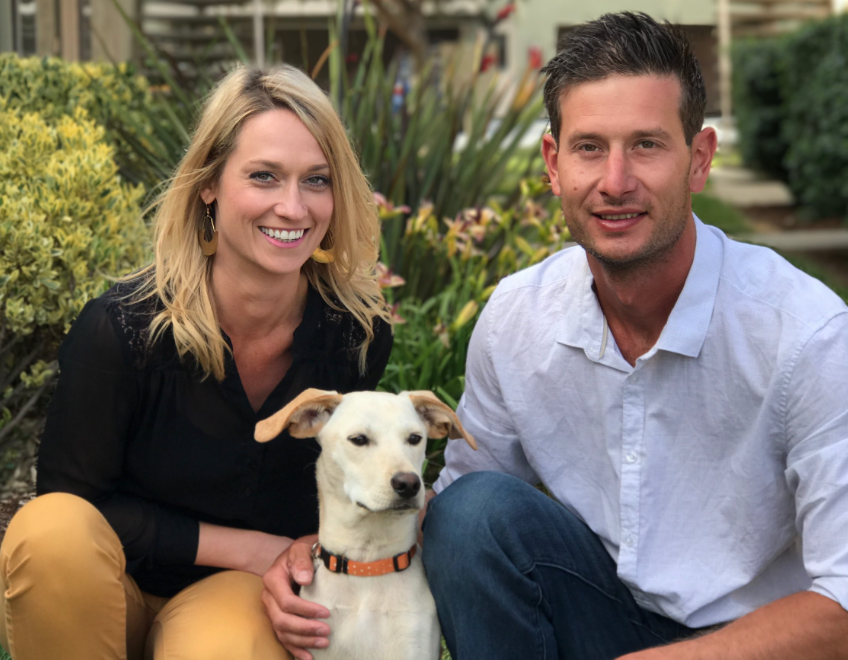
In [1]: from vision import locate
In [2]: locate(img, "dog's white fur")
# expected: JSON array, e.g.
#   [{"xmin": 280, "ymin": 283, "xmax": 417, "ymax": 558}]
[{"xmin": 256, "ymin": 389, "xmax": 476, "ymax": 660}]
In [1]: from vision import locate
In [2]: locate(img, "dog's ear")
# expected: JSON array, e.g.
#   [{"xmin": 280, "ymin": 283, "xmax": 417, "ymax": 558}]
[
  {"xmin": 255, "ymin": 388, "xmax": 343, "ymax": 442},
  {"xmin": 404, "ymin": 391, "xmax": 477, "ymax": 450}
]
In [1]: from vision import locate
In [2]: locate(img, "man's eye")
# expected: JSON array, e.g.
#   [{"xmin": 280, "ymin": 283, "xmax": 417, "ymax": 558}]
[
  {"xmin": 578, "ymin": 144, "xmax": 599, "ymax": 152},
  {"xmin": 250, "ymin": 171, "xmax": 274, "ymax": 182},
  {"xmin": 348, "ymin": 434, "xmax": 369, "ymax": 447},
  {"xmin": 637, "ymin": 140, "xmax": 656, "ymax": 149}
]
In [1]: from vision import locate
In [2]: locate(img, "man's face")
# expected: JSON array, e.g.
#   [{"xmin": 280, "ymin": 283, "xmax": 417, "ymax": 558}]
[{"xmin": 542, "ymin": 74, "xmax": 713, "ymax": 269}]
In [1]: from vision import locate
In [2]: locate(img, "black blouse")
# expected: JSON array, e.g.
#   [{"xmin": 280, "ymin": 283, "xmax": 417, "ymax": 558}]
[{"xmin": 36, "ymin": 280, "xmax": 392, "ymax": 597}]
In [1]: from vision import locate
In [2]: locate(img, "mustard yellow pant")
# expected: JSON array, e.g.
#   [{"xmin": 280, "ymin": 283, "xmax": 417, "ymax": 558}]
[{"xmin": 0, "ymin": 493, "xmax": 292, "ymax": 660}]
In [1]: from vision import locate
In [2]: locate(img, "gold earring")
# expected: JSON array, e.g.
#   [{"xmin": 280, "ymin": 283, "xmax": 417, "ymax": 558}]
[
  {"xmin": 310, "ymin": 247, "xmax": 335, "ymax": 263},
  {"xmin": 198, "ymin": 204, "xmax": 218, "ymax": 256}
]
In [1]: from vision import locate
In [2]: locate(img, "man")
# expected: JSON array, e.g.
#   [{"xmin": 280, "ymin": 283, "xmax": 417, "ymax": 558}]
[
  {"xmin": 262, "ymin": 12, "xmax": 848, "ymax": 660},
  {"xmin": 421, "ymin": 11, "xmax": 848, "ymax": 660}
]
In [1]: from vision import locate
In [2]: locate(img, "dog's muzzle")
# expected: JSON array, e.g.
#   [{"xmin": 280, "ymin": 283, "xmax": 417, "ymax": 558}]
[{"xmin": 390, "ymin": 472, "xmax": 421, "ymax": 499}]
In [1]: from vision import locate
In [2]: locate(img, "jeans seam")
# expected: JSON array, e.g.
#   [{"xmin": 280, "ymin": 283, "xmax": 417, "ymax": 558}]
[
  {"xmin": 532, "ymin": 579, "xmax": 547, "ymax": 660},
  {"xmin": 529, "ymin": 561, "xmax": 675, "ymax": 645}
]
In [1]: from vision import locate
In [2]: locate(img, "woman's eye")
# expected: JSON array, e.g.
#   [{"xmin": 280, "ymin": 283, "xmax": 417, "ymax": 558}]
[
  {"xmin": 348, "ymin": 434, "xmax": 369, "ymax": 447},
  {"xmin": 305, "ymin": 175, "xmax": 331, "ymax": 188},
  {"xmin": 408, "ymin": 434, "xmax": 423, "ymax": 446},
  {"xmin": 250, "ymin": 171, "xmax": 274, "ymax": 182}
]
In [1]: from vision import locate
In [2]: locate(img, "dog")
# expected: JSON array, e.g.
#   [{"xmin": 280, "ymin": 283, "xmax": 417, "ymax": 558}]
[{"xmin": 255, "ymin": 388, "xmax": 476, "ymax": 660}]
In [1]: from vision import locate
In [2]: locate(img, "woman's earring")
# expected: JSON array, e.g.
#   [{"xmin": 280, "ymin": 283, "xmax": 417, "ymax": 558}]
[
  {"xmin": 311, "ymin": 247, "xmax": 335, "ymax": 263},
  {"xmin": 198, "ymin": 204, "xmax": 218, "ymax": 256}
]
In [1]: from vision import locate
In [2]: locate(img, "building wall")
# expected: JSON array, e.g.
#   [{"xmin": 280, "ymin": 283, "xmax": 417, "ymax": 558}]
[
  {"xmin": 499, "ymin": 1, "xmax": 718, "ymax": 115},
  {"xmin": 505, "ymin": 0, "xmax": 715, "ymax": 74}
]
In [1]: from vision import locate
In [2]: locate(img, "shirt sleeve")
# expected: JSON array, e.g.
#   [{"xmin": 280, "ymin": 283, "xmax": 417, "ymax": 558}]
[
  {"xmin": 433, "ymin": 294, "xmax": 540, "ymax": 493},
  {"xmin": 36, "ymin": 297, "xmax": 199, "ymax": 571},
  {"xmin": 355, "ymin": 316, "xmax": 394, "ymax": 391},
  {"xmin": 784, "ymin": 311, "xmax": 848, "ymax": 613}
]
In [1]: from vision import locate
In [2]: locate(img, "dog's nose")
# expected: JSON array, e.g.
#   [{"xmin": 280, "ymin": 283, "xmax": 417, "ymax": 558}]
[{"xmin": 391, "ymin": 472, "xmax": 421, "ymax": 499}]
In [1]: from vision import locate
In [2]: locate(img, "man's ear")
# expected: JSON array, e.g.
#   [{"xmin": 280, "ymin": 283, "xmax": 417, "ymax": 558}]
[
  {"xmin": 255, "ymin": 389, "xmax": 343, "ymax": 442},
  {"xmin": 688, "ymin": 127, "xmax": 718, "ymax": 194},
  {"xmin": 404, "ymin": 391, "xmax": 477, "ymax": 450},
  {"xmin": 541, "ymin": 133, "xmax": 562, "ymax": 197}
]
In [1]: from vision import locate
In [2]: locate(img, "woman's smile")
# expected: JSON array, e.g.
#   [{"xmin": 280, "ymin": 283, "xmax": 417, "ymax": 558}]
[{"xmin": 258, "ymin": 227, "xmax": 308, "ymax": 245}]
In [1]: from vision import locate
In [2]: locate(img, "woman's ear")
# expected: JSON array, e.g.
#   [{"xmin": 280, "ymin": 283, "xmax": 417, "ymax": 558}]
[{"xmin": 200, "ymin": 188, "xmax": 216, "ymax": 206}]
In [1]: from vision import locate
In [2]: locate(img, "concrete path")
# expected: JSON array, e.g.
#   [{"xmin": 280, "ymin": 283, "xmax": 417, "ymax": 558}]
[
  {"xmin": 707, "ymin": 165, "xmax": 848, "ymax": 251},
  {"xmin": 736, "ymin": 229, "xmax": 848, "ymax": 252},
  {"xmin": 708, "ymin": 166, "xmax": 794, "ymax": 207}
]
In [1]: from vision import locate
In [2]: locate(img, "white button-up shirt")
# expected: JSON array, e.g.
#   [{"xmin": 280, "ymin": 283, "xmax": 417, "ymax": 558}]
[{"xmin": 434, "ymin": 217, "xmax": 848, "ymax": 628}]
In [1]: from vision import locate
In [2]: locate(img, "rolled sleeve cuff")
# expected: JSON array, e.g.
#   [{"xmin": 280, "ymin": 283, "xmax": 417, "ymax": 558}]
[
  {"xmin": 151, "ymin": 505, "xmax": 200, "ymax": 567},
  {"xmin": 810, "ymin": 578, "xmax": 848, "ymax": 613}
]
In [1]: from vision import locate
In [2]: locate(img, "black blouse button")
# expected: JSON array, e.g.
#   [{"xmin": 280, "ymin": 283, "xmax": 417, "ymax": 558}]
[{"xmin": 243, "ymin": 486, "xmax": 253, "ymax": 496}]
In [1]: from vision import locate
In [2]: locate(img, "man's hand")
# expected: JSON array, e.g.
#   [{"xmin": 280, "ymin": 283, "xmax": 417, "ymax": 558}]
[{"xmin": 261, "ymin": 534, "xmax": 331, "ymax": 660}]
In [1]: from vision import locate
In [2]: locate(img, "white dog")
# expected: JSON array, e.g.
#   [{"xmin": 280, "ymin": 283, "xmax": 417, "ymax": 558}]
[{"xmin": 255, "ymin": 388, "xmax": 476, "ymax": 660}]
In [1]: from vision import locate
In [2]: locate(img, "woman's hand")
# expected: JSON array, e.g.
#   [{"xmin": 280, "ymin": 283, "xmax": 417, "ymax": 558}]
[{"xmin": 262, "ymin": 534, "xmax": 331, "ymax": 660}]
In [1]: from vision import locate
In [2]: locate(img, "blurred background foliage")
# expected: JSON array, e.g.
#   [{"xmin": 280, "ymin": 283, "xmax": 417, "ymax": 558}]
[
  {"xmin": 732, "ymin": 13, "xmax": 848, "ymax": 223},
  {"xmin": 0, "ymin": 102, "xmax": 147, "ymax": 459},
  {"xmin": 2, "ymin": 6, "xmax": 847, "ymax": 491}
]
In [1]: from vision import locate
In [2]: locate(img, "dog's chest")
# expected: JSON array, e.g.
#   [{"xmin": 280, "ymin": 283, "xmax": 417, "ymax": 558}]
[{"xmin": 302, "ymin": 559, "xmax": 440, "ymax": 660}]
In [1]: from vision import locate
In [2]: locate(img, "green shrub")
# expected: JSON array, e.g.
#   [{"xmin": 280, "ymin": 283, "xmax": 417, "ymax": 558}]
[
  {"xmin": 731, "ymin": 15, "xmax": 848, "ymax": 222},
  {"xmin": 0, "ymin": 104, "xmax": 148, "ymax": 447},
  {"xmin": 780, "ymin": 16, "xmax": 848, "ymax": 220},
  {"xmin": 731, "ymin": 38, "xmax": 788, "ymax": 181},
  {"xmin": 0, "ymin": 54, "xmax": 181, "ymax": 190}
]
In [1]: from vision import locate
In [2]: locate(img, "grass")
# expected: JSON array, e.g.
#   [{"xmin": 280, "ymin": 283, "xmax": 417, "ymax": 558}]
[{"xmin": 692, "ymin": 191, "xmax": 752, "ymax": 236}]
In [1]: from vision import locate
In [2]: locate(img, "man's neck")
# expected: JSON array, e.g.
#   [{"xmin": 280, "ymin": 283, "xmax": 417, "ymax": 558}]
[{"xmin": 589, "ymin": 220, "xmax": 697, "ymax": 366}]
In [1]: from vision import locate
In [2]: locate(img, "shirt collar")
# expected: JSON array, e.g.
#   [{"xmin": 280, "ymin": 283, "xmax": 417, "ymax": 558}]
[{"xmin": 556, "ymin": 215, "xmax": 723, "ymax": 362}]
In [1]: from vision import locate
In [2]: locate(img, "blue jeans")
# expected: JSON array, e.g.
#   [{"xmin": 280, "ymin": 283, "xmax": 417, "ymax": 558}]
[{"xmin": 422, "ymin": 472, "xmax": 698, "ymax": 660}]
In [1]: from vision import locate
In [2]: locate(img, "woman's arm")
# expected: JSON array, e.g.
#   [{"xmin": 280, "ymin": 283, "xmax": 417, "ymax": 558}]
[
  {"xmin": 37, "ymin": 297, "xmax": 199, "ymax": 570},
  {"xmin": 196, "ymin": 522, "xmax": 293, "ymax": 576}
]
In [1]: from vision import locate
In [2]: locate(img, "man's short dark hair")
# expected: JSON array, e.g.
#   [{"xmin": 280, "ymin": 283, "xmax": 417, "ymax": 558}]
[{"xmin": 541, "ymin": 12, "xmax": 706, "ymax": 146}]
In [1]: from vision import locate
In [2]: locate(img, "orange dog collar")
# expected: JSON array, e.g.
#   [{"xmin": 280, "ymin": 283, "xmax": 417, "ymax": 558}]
[{"xmin": 313, "ymin": 543, "xmax": 417, "ymax": 577}]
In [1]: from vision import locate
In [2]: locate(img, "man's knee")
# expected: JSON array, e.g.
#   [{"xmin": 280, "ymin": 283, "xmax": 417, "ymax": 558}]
[{"xmin": 423, "ymin": 472, "xmax": 548, "ymax": 566}]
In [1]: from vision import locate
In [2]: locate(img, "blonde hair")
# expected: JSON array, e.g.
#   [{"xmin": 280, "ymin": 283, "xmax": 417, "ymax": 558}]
[{"xmin": 133, "ymin": 65, "xmax": 391, "ymax": 381}]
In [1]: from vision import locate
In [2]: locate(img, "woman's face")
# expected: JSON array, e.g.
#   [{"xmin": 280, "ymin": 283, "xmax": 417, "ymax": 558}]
[{"xmin": 203, "ymin": 108, "xmax": 334, "ymax": 279}]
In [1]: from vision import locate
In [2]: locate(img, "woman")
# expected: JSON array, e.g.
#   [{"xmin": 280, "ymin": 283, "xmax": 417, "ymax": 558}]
[{"xmin": 0, "ymin": 65, "xmax": 392, "ymax": 660}]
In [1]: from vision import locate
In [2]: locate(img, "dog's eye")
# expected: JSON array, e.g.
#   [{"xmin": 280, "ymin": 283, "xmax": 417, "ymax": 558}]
[
  {"xmin": 408, "ymin": 433, "xmax": 423, "ymax": 446},
  {"xmin": 348, "ymin": 434, "xmax": 370, "ymax": 447}
]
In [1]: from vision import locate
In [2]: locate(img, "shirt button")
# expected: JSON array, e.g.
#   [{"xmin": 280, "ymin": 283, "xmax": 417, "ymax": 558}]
[
  {"xmin": 625, "ymin": 452, "xmax": 638, "ymax": 464},
  {"xmin": 622, "ymin": 535, "xmax": 633, "ymax": 547}
]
